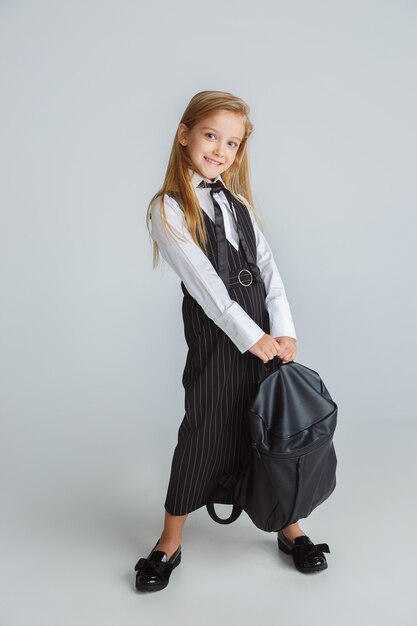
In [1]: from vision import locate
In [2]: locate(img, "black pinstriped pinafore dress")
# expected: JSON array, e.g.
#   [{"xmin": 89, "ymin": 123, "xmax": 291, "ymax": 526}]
[{"xmin": 164, "ymin": 190, "xmax": 271, "ymax": 516}]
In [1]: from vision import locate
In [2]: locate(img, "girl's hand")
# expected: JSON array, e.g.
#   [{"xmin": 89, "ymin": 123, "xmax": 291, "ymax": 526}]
[
  {"xmin": 274, "ymin": 336, "xmax": 297, "ymax": 363},
  {"xmin": 248, "ymin": 333, "xmax": 285, "ymax": 364},
  {"xmin": 248, "ymin": 334, "xmax": 297, "ymax": 364}
]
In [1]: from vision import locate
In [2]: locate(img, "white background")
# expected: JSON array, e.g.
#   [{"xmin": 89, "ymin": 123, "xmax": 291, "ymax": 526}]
[{"xmin": 1, "ymin": 1, "xmax": 416, "ymax": 624}]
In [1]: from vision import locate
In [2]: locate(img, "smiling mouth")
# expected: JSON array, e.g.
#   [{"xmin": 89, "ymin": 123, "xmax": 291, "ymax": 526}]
[{"xmin": 204, "ymin": 156, "xmax": 223, "ymax": 165}]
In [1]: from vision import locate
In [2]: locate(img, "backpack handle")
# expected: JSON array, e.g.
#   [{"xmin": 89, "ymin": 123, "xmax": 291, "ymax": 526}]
[
  {"xmin": 206, "ymin": 502, "xmax": 243, "ymax": 524},
  {"xmin": 258, "ymin": 354, "xmax": 283, "ymax": 383}
]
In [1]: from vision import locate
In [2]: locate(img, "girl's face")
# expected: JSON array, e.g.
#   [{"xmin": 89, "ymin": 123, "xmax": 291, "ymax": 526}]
[{"xmin": 178, "ymin": 111, "xmax": 245, "ymax": 181}]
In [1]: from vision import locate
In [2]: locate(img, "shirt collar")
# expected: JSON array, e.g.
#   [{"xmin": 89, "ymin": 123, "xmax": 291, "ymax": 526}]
[{"xmin": 188, "ymin": 167, "xmax": 225, "ymax": 189}]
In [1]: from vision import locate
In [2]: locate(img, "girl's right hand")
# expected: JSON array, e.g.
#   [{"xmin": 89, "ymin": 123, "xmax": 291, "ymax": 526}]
[{"xmin": 248, "ymin": 333, "xmax": 284, "ymax": 364}]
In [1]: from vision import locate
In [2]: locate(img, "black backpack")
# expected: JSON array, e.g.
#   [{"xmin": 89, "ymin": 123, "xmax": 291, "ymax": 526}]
[{"xmin": 206, "ymin": 356, "xmax": 338, "ymax": 532}]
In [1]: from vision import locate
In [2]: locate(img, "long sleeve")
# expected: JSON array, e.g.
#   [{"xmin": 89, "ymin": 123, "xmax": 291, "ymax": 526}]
[
  {"xmin": 150, "ymin": 194, "xmax": 266, "ymax": 354},
  {"xmin": 247, "ymin": 207, "xmax": 297, "ymax": 340}
]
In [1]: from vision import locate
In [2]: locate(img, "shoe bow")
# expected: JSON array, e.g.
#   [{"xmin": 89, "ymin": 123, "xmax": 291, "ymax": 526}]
[
  {"xmin": 134, "ymin": 556, "xmax": 174, "ymax": 578},
  {"xmin": 293, "ymin": 542, "xmax": 331, "ymax": 556}
]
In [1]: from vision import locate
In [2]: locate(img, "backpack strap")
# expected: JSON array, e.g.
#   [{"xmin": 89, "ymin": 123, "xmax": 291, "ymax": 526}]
[{"xmin": 206, "ymin": 501, "xmax": 243, "ymax": 525}]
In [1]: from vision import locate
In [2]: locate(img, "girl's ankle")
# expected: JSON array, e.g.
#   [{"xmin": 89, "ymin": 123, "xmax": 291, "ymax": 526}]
[{"xmin": 158, "ymin": 536, "xmax": 182, "ymax": 547}]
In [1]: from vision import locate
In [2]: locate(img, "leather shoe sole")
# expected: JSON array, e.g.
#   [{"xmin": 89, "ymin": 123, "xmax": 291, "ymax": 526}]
[
  {"xmin": 134, "ymin": 538, "xmax": 182, "ymax": 591},
  {"xmin": 277, "ymin": 530, "xmax": 330, "ymax": 573}
]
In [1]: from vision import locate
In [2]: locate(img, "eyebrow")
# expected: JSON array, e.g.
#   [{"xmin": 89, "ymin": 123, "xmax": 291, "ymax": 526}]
[{"xmin": 201, "ymin": 127, "xmax": 243, "ymax": 142}]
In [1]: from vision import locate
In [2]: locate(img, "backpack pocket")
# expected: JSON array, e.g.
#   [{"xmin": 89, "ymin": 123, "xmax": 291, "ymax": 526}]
[
  {"xmin": 246, "ymin": 434, "xmax": 337, "ymax": 532},
  {"xmin": 290, "ymin": 438, "xmax": 337, "ymax": 524}
]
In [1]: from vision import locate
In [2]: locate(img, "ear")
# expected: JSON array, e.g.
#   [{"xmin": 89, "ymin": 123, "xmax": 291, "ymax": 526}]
[{"xmin": 177, "ymin": 123, "xmax": 188, "ymax": 146}]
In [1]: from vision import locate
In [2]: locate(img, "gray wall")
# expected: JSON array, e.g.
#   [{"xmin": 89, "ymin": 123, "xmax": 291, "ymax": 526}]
[{"xmin": 1, "ymin": 1, "xmax": 416, "ymax": 624}]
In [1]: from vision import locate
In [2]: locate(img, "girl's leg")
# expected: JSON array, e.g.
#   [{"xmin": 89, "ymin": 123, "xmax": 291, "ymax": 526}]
[
  {"xmin": 281, "ymin": 520, "xmax": 306, "ymax": 543},
  {"xmin": 154, "ymin": 510, "xmax": 188, "ymax": 559}
]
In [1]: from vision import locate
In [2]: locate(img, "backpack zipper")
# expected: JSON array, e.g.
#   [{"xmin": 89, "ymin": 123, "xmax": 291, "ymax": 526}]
[{"xmin": 252, "ymin": 432, "xmax": 334, "ymax": 460}]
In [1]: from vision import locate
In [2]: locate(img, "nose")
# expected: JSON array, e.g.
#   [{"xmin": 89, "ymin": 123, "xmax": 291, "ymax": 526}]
[{"xmin": 213, "ymin": 143, "xmax": 225, "ymax": 157}]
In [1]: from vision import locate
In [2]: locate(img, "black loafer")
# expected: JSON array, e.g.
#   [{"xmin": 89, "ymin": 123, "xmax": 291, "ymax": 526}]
[
  {"xmin": 277, "ymin": 531, "xmax": 330, "ymax": 573},
  {"xmin": 134, "ymin": 538, "xmax": 182, "ymax": 592}
]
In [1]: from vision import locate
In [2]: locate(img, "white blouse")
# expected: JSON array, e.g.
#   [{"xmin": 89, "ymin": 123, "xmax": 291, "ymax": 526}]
[{"xmin": 149, "ymin": 167, "xmax": 297, "ymax": 354}]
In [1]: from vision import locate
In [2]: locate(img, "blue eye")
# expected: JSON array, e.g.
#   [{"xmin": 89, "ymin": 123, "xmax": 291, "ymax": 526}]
[{"xmin": 204, "ymin": 132, "xmax": 239, "ymax": 148}]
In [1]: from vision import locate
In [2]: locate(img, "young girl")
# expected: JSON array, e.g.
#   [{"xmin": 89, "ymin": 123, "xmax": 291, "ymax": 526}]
[{"xmin": 134, "ymin": 90, "xmax": 329, "ymax": 592}]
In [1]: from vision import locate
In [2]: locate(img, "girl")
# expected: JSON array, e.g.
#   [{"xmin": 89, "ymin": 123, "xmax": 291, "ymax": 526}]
[{"xmin": 134, "ymin": 90, "xmax": 329, "ymax": 592}]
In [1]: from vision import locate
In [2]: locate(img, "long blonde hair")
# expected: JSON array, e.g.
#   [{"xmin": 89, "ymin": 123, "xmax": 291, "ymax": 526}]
[{"xmin": 146, "ymin": 90, "xmax": 265, "ymax": 268}]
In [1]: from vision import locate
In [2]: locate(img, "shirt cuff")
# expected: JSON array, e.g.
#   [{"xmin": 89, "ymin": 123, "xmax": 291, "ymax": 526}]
[
  {"xmin": 216, "ymin": 301, "xmax": 266, "ymax": 354},
  {"xmin": 267, "ymin": 300, "xmax": 297, "ymax": 340}
]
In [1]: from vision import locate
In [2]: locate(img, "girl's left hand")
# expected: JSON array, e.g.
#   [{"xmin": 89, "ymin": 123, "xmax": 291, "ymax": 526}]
[{"xmin": 274, "ymin": 336, "xmax": 297, "ymax": 363}]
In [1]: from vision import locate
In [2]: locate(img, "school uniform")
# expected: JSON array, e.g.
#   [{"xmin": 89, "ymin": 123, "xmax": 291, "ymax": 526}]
[{"xmin": 149, "ymin": 167, "xmax": 297, "ymax": 516}]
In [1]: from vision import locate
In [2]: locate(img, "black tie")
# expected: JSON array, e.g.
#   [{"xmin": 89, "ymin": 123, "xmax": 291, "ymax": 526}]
[{"xmin": 200, "ymin": 179, "xmax": 261, "ymax": 286}]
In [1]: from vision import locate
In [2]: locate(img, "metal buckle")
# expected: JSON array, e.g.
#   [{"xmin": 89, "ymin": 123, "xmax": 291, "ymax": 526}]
[{"xmin": 238, "ymin": 268, "xmax": 253, "ymax": 286}]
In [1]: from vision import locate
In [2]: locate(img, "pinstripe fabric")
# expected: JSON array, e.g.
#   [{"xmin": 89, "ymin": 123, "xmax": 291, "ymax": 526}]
[{"xmin": 164, "ymin": 196, "xmax": 271, "ymax": 516}]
